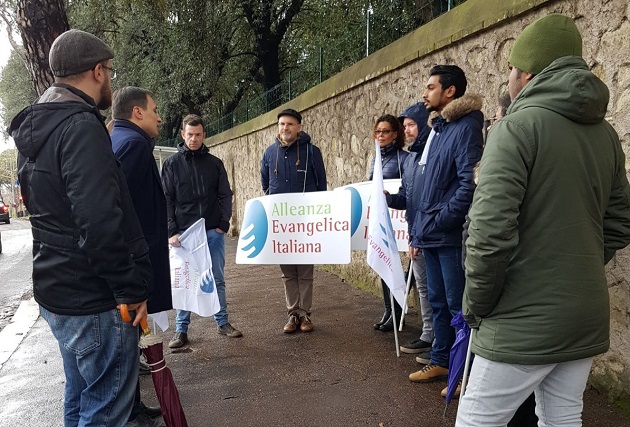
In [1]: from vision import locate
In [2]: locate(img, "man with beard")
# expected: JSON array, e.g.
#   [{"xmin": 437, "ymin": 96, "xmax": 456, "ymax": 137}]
[
  {"xmin": 261, "ymin": 108, "xmax": 327, "ymax": 333},
  {"xmin": 408, "ymin": 65, "xmax": 484, "ymax": 387},
  {"xmin": 457, "ymin": 14, "xmax": 630, "ymax": 425},
  {"xmin": 385, "ymin": 102, "xmax": 434, "ymax": 356},
  {"xmin": 10, "ymin": 30, "xmax": 150, "ymax": 426}
]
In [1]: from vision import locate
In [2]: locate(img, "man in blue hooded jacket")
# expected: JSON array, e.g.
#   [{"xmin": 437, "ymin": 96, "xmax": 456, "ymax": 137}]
[
  {"xmin": 408, "ymin": 65, "xmax": 484, "ymax": 384},
  {"xmin": 261, "ymin": 108, "xmax": 327, "ymax": 333},
  {"xmin": 386, "ymin": 102, "xmax": 434, "ymax": 357}
]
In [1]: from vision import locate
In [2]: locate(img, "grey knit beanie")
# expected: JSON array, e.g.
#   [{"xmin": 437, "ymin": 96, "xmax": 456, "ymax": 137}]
[{"xmin": 49, "ymin": 29, "xmax": 114, "ymax": 77}]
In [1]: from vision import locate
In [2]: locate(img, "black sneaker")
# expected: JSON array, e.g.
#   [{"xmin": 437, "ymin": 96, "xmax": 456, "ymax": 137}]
[
  {"xmin": 415, "ymin": 351, "xmax": 431, "ymax": 365},
  {"xmin": 400, "ymin": 338, "xmax": 432, "ymax": 354},
  {"xmin": 168, "ymin": 332, "xmax": 188, "ymax": 349}
]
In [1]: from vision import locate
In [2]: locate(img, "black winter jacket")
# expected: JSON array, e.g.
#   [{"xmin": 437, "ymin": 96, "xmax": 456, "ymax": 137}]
[
  {"xmin": 10, "ymin": 84, "xmax": 150, "ymax": 315},
  {"xmin": 261, "ymin": 132, "xmax": 327, "ymax": 195},
  {"xmin": 161, "ymin": 142, "xmax": 233, "ymax": 236}
]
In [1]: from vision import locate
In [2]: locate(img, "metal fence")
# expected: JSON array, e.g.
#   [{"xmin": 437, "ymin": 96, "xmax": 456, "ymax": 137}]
[{"xmin": 204, "ymin": 0, "xmax": 464, "ymax": 137}]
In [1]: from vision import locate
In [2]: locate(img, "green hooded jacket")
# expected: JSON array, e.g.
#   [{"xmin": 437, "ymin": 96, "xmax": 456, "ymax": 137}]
[{"xmin": 463, "ymin": 56, "xmax": 630, "ymax": 364}]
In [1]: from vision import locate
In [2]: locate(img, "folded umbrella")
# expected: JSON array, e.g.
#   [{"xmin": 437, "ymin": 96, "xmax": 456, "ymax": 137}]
[
  {"xmin": 444, "ymin": 311, "xmax": 471, "ymax": 413},
  {"xmin": 120, "ymin": 305, "xmax": 189, "ymax": 427}
]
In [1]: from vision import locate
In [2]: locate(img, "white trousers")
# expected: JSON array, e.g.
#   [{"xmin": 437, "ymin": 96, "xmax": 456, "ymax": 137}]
[{"xmin": 456, "ymin": 355, "xmax": 593, "ymax": 427}]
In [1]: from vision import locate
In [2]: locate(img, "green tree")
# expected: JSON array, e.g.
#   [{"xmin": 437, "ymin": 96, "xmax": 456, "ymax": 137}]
[{"xmin": 0, "ymin": 48, "xmax": 37, "ymax": 133}]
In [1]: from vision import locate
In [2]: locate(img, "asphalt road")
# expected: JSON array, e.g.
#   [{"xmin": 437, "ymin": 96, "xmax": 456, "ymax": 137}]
[
  {"xmin": 0, "ymin": 219, "xmax": 33, "ymax": 332},
  {"xmin": 1, "ymin": 233, "xmax": 630, "ymax": 426}
]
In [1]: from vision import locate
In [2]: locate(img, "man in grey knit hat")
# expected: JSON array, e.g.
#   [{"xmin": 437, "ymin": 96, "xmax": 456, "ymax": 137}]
[{"xmin": 10, "ymin": 29, "xmax": 152, "ymax": 426}]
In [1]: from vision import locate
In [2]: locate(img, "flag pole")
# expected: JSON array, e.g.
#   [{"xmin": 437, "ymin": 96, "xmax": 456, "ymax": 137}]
[
  {"xmin": 398, "ymin": 260, "xmax": 413, "ymax": 332},
  {"xmin": 390, "ymin": 289, "xmax": 400, "ymax": 357}
]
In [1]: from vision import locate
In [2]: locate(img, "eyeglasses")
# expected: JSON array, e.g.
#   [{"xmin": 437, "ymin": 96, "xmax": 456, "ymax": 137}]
[
  {"xmin": 101, "ymin": 64, "xmax": 117, "ymax": 80},
  {"xmin": 374, "ymin": 129, "xmax": 393, "ymax": 135}
]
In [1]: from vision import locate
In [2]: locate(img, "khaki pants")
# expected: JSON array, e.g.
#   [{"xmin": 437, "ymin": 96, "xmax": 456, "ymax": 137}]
[{"xmin": 280, "ymin": 264, "xmax": 313, "ymax": 318}]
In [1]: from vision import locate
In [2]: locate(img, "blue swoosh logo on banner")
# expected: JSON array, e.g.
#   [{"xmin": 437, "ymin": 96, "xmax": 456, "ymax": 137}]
[
  {"xmin": 200, "ymin": 269, "xmax": 215, "ymax": 293},
  {"xmin": 346, "ymin": 187, "xmax": 362, "ymax": 236},
  {"xmin": 241, "ymin": 200, "xmax": 268, "ymax": 258}
]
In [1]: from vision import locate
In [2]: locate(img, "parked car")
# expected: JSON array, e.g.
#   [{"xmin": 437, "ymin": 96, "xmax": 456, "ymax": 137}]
[{"xmin": 0, "ymin": 200, "xmax": 9, "ymax": 224}]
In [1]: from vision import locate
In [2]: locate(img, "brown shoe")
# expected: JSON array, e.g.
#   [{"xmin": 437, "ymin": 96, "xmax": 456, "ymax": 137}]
[
  {"xmin": 441, "ymin": 381, "xmax": 462, "ymax": 398},
  {"xmin": 283, "ymin": 314, "xmax": 299, "ymax": 333},
  {"xmin": 299, "ymin": 315, "xmax": 314, "ymax": 332},
  {"xmin": 409, "ymin": 364, "xmax": 449, "ymax": 383}
]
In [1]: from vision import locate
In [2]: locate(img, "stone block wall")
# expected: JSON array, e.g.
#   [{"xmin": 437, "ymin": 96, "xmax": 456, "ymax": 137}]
[{"xmin": 207, "ymin": 0, "xmax": 630, "ymax": 401}]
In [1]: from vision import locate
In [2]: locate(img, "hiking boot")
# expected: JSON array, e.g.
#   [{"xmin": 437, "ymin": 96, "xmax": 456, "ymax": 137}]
[
  {"xmin": 415, "ymin": 351, "xmax": 431, "ymax": 365},
  {"xmin": 168, "ymin": 332, "xmax": 188, "ymax": 349},
  {"xmin": 218, "ymin": 323, "xmax": 243, "ymax": 338},
  {"xmin": 409, "ymin": 364, "xmax": 449, "ymax": 383},
  {"xmin": 299, "ymin": 315, "xmax": 314, "ymax": 332},
  {"xmin": 284, "ymin": 314, "xmax": 299, "ymax": 333},
  {"xmin": 400, "ymin": 338, "xmax": 432, "ymax": 354},
  {"xmin": 441, "ymin": 381, "xmax": 462, "ymax": 398}
]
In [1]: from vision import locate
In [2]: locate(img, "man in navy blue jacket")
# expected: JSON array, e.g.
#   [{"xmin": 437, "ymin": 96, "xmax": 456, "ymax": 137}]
[
  {"xmin": 111, "ymin": 86, "xmax": 172, "ymax": 427},
  {"xmin": 261, "ymin": 108, "xmax": 327, "ymax": 333},
  {"xmin": 408, "ymin": 65, "xmax": 483, "ymax": 387}
]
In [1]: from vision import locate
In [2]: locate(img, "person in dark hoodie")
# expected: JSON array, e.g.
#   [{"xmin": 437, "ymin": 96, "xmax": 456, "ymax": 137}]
[
  {"xmin": 111, "ymin": 86, "xmax": 172, "ymax": 427},
  {"xmin": 368, "ymin": 114, "xmax": 409, "ymax": 332},
  {"xmin": 162, "ymin": 114, "xmax": 242, "ymax": 349},
  {"xmin": 457, "ymin": 15, "xmax": 630, "ymax": 425},
  {"xmin": 408, "ymin": 65, "xmax": 484, "ymax": 387},
  {"xmin": 261, "ymin": 108, "xmax": 327, "ymax": 333},
  {"xmin": 9, "ymin": 29, "xmax": 150, "ymax": 426},
  {"xmin": 384, "ymin": 103, "xmax": 434, "ymax": 358}
]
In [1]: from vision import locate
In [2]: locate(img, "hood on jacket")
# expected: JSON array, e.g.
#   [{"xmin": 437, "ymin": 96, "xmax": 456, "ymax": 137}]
[
  {"xmin": 428, "ymin": 94, "xmax": 484, "ymax": 128},
  {"xmin": 273, "ymin": 130, "xmax": 312, "ymax": 147},
  {"xmin": 178, "ymin": 140, "xmax": 209, "ymax": 159},
  {"xmin": 508, "ymin": 56, "xmax": 608, "ymax": 125},
  {"xmin": 10, "ymin": 85, "xmax": 99, "ymax": 160},
  {"xmin": 399, "ymin": 102, "xmax": 431, "ymax": 153}
]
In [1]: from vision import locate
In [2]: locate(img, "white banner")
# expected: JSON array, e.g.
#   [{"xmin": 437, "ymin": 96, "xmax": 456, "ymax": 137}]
[
  {"xmin": 366, "ymin": 141, "xmax": 407, "ymax": 308},
  {"xmin": 170, "ymin": 218, "xmax": 221, "ymax": 317},
  {"xmin": 336, "ymin": 179, "xmax": 408, "ymax": 252},
  {"xmin": 236, "ymin": 191, "xmax": 351, "ymax": 264}
]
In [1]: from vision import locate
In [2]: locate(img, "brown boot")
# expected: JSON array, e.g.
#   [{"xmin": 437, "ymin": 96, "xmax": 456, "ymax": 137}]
[
  {"xmin": 299, "ymin": 315, "xmax": 314, "ymax": 332},
  {"xmin": 283, "ymin": 314, "xmax": 299, "ymax": 333},
  {"xmin": 409, "ymin": 364, "xmax": 448, "ymax": 383}
]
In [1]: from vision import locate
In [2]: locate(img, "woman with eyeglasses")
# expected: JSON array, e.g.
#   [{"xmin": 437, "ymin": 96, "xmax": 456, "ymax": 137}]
[{"xmin": 369, "ymin": 114, "xmax": 410, "ymax": 331}]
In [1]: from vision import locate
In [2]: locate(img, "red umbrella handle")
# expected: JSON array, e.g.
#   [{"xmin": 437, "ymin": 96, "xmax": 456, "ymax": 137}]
[{"xmin": 118, "ymin": 304, "xmax": 150, "ymax": 335}]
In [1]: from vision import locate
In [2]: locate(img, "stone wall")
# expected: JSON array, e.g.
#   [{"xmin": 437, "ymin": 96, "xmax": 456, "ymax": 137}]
[{"xmin": 206, "ymin": 0, "xmax": 630, "ymax": 401}]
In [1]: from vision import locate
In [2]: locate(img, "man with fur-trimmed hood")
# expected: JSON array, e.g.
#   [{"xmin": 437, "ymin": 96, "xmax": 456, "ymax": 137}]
[{"xmin": 407, "ymin": 65, "xmax": 483, "ymax": 388}]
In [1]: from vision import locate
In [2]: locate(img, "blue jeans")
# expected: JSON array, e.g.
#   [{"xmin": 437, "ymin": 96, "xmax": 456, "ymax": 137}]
[
  {"xmin": 424, "ymin": 246, "xmax": 465, "ymax": 368},
  {"xmin": 176, "ymin": 229, "xmax": 227, "ymax": 332},
  {"xmin": 40, "ymin": 306, "xmax": 139, "ymax": 427}
]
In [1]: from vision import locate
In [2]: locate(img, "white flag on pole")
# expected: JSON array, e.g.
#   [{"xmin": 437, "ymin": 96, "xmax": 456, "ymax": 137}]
[{"xmin": 366, "ymin": 140, "xmax": 407, "ymax": 308}]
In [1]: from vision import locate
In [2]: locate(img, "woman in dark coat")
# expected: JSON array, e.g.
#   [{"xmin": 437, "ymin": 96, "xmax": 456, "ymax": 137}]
[{"xmin": 369, "ymin": 114, "xmax": 409, "ymax": 331}]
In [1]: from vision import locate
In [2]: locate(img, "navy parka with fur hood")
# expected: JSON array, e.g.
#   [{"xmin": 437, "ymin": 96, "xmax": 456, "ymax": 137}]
[{"xmin": 410, "ymin": 94, "xmax": 484, "ymax": 248}]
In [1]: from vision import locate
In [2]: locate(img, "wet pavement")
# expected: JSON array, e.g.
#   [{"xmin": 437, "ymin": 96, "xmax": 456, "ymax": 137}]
[{"xmin": 1, "ymin": 236, "xmax": 630, "ymax": 426}]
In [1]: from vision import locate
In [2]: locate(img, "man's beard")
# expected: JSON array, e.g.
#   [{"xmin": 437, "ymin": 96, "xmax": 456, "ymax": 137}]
[{"xmin": 96, "ymin": 82, "xmax": 112, "ymax": 110}]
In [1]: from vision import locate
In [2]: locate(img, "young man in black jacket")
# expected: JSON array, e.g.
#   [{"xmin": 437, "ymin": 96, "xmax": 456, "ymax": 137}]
[{"xmin": 162, "ymin": 114, "xmax": 242, "ymax": 348}]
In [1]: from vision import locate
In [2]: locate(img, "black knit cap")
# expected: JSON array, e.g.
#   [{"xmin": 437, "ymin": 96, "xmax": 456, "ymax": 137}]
[
  {"xmin": 277, "ymin": 108, "xmax": 302, "ymax": 123},
  {"xmin": 49, "ymin": 29, "xmax": 114, "ymax": 77}
]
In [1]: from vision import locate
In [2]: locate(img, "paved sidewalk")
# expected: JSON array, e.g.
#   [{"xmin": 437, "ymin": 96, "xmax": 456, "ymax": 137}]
[{"xmin": 1, "ymin": 237, "xmax": 630, "ymax": 426}]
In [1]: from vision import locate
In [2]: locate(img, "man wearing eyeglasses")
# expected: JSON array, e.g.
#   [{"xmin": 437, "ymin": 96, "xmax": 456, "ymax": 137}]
[{"xmin": 10, "ymin": 30, "xmax": 150, "ymax": 426}]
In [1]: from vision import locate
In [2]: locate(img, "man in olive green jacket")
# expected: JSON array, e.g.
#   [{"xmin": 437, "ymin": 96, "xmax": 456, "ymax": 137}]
[{"xmin": 457, "ymin": 14, "xmax": 630, "ymax": 426}]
